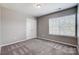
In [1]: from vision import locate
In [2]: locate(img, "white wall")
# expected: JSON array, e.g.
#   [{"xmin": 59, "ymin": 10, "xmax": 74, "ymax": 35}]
[
  {"xmin": 1, "ymin": 7, "xmax": 26, "ymax": 45},
  {"xmin": 26, "ymin": 17, "xmax": 37, "ymax": 39},
  {"xmin": 0, "ymin": 6, "xmax": 37, "ymax": 47}
]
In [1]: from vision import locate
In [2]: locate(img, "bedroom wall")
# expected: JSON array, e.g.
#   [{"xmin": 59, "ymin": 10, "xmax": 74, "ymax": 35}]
[
  {"xmin": 0, "ymin": 6, "xmax": 37, "ymax": 46},
  {"xmin": 0, "ymin": 6, "xmax": 1, "ymax": 54},
  {"xmin": 37, "ymin": 7, "xmax": 77, "ymax": 46},
  {"xmin": 1, "ymin": 7, "xmax": 26, "ymax": 45},
  {"xmin": 77, "ymin": 4, "xmax": 79, "ymax": 54},
  {"xmin": 0, "ymin": 6, "xmax": 1, "ymax": 45}
]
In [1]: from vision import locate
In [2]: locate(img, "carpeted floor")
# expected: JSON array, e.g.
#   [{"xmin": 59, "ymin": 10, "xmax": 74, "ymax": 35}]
[{"xmin": 1, "ymin": 39, "xmax": 77, "ymax": 55}]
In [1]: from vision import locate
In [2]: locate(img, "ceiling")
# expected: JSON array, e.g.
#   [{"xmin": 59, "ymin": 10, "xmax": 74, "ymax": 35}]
[{"xmin": 0, "ymin": 3, "xmax": 77, "ymax": 17}]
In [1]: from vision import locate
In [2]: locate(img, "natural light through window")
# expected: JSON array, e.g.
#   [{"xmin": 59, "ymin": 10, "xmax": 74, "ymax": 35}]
[{"xmin": 49, "ymin": 14, "xmax": 76, "ymax": 37}]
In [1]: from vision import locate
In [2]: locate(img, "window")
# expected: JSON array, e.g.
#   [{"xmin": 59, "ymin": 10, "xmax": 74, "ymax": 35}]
[{"xmin": 49, "ymin": 14, "xmax": 76, "ymax": 37}]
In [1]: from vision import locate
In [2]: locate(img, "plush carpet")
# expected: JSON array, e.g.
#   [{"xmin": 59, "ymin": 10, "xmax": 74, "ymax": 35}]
[{"xmin": 1, "ymin": 39, "xmax": 77, "ymax": 55}]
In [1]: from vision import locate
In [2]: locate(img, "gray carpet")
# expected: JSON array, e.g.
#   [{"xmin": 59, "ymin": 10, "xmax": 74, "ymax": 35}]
[{"xmin": 1, "ymin": 39, "xmax": 77, "ymax": 55}]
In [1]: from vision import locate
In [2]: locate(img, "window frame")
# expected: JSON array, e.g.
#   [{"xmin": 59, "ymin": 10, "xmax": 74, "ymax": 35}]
[{"xmin": 49, "ymin": 14, "xmax": 76, "ymax": 37}]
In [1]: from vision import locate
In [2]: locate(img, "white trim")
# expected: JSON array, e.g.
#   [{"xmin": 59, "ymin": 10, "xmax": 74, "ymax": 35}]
[
  {"xmin": 38, "ymin": 37, "xmax": 77, "ymax": 47},
  {"xmin": 0, "ymin": 38, "xmax": 36, "ymax": 47}
]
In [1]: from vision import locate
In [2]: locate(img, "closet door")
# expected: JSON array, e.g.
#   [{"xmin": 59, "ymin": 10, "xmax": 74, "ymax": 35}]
[{"xmin": 26, "ymin": 17, "xmax": 37, "ymax": 39}]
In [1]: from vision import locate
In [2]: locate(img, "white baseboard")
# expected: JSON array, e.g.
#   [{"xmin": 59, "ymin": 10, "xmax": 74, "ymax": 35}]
[
  {"xmin": 38, "ymin": 37, "xmax": 77, "ymax": 47},
  {"xmin": 0, "ymin": 38, "xmax": 37, "ymax": 47}
]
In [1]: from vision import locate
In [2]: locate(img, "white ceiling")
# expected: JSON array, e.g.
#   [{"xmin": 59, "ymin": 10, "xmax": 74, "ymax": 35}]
[{"xmin": 0, "ymin": 3, "xmax": 77, "ymax": 17}]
